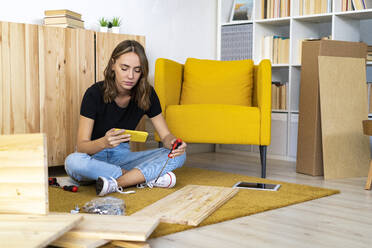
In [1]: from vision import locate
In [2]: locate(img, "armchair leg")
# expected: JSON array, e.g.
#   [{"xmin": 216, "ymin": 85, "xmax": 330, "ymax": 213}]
[{"xmin": 259, "ymin": 145, "xmax": 267, "ymax": 178}]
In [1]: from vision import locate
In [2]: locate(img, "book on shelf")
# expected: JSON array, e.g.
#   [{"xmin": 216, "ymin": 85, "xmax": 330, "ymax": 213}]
[
  {"xmin": 261, "ymin": 0, "xmax": 290, "ymax": 19},
  {"xmin": 44, "ymin": 17, "xmax": 84, "ymax": 28},
  {"xmin": 262, "ymin": 35, "xmax": 289, "ymax": 64},
  {"xmin": 44, "ymin": 9, "xmax": 82, "ymax": 20},
  {"xmin": 44, "ymin": 23, "xmax": 84, "ymax": 29},
  {"xmin": 271, "ymin": 82, "xmax": 287, "ymax": 110},
  {"xmin": 300, "ymin": 0, "xmax": 332, "ymax": 15}
]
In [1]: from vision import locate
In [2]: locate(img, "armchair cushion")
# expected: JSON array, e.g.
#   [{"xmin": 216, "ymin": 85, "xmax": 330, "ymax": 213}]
[
  {"xmin": 165, "ymin": 104, "xmax": 260, "ymax": 144},
  {"xmin": 180, "ymin": 58, "xmax": 254, "ymax": 106}
]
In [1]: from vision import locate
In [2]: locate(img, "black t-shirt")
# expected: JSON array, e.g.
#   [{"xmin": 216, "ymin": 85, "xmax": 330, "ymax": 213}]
[{"xmin": 80, "ymin": 81, "xmax": 162, "ymax": 140}]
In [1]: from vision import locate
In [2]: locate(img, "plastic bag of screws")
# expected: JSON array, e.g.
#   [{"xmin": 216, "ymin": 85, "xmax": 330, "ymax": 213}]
[{"xmin": 83, "ymin": 196, "xmax": 125, "ymax": 215}]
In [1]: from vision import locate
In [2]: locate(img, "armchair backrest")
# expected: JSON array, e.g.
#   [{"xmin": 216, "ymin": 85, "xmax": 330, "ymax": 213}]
[{"xmin": 180, "ymin": 58, "xmax": 254, "ymax": 106}]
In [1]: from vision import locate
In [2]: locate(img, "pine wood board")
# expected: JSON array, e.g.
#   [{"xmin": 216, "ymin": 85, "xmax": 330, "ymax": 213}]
[
  {"xmin": 318, "ymin": 56, "xmax": 370, "ymax": 179},
  {"xmin": 38, "ymin": 26, "xmax": 94, "ymax": 166},
  {"xmin": 132, "ymin": 185, "xmax": 239, "ymax": 226},
  {"xmin": 0, "ymin": 133, "xmax": 48, "ymax": 214},
  {"xmin": 52, "ymin": 232, "xmax": 109, "ymax": 248},
  {"xmin": 65, "ymin": 214, "xmax": 159, "ymax": 242},
  {"xmin": 0, "ymin": 214, "xmax": 83, "ymax": 248},
  {"xmin": 112, "ymin": 240, "xmax": 150, "ymax": 248},
  {"xmin": 0, "ymin": 22, "xmax": 40, "ymax": 135}
]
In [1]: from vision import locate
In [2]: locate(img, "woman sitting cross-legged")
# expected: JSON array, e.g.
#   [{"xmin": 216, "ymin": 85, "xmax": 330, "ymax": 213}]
[{"xmin": 64, "ymin": 40, "xmax": 187, "ymax": 196}]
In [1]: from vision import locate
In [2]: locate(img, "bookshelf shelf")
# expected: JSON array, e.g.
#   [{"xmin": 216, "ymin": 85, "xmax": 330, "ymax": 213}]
[
  {"xmin": 272, "ymin": 64, "xmax": 290, "ymax": 67},
  {"xmin": 217, "ymin": 0, "xmax": 372, "ymax": 161},
  {"xmin": 292, "ymin": 14, "xmax": 333, "ymax": 22},
  {"xmin": 334, "ymin": 10, "xmax": 372, "ymax": 19},
  {"xmin": 255, "ymin": 17, "xmax": 291, "ymax": 24},
  {"xmin": 222, "ymin": 20, "xmax": 253, "ymax": 26}
]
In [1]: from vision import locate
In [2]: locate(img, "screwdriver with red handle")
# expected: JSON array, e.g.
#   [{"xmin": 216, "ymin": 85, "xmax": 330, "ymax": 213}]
[{"xmin": 155, "ymin": 138, "xmax": 183, "ymax": 183}]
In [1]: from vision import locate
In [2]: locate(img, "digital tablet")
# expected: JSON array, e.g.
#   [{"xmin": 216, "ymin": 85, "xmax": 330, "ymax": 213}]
[{"xmin": 233, "ymin": 181, "xmax": 281, "ymax": 191}]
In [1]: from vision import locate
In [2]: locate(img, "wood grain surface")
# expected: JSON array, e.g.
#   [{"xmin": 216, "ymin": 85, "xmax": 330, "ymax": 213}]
[
  {"xmin": 38, "ymin": 26, "xmax": 94, "ymax": 166},
  {"xmin": 133, "ymin": 185, "xmax": 239, "ymax": 226},
  {"xmin": 65, "ymin": 214, "xmax": 159, "ymax": 242},
  {"xmin": 0, "ymin": 133, "xmax": 48, "ymax": 215},
  {"xmin": 0, "ymin": 22, "xmax": 40, "ymax": 135},
  {"xmin": 0, "ymin": 214, "xmax": 83, "ymax": 248}
]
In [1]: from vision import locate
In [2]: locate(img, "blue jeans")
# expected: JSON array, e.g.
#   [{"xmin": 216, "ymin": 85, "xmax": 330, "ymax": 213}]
[{"xmin": 64, "ymin": 143, "xmax": 186, "ymax": 183}]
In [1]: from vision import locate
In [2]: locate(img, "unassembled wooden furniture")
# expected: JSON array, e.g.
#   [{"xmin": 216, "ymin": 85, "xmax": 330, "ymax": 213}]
[
  {"xmin": 0, "ymin": 21, "xmax": 145, "ymax": 166},
  {"xmin": 362, "ymin": 120, "xmax": 372, "ymax": 190},
  {"xmin": 0, "ymin": 214, "xmax": 83, "ymax": 248},
  {"xmin": 0, "ymin": 133, "xmax": 48, "ymax": 215},
  {"xmin": 133, "ymin": 185, "xmax": 239, "ymax": 226}
]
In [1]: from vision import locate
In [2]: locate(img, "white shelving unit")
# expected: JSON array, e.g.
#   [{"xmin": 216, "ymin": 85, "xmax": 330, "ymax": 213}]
[{"xmin": 217, "ymin": 0, "xmax": 372, "ymax": 161}]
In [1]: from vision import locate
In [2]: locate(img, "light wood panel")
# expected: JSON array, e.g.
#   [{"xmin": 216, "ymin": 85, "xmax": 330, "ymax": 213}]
[
  {"xmin": 39, "ymin": 26, "xmax": 94, "ymax": 166},
  {"xmin": 52, "ymin": 232, "xmax": 109, "ymax": 248},
  {"xmin": 0, "ymin": 133, "xmax": 48, "ymax": 215},
  {"xmin": 65, "ymin": 214, "xmax": 159, "ymax": 242},
  {"xmin": 112, "ymin": 240, "xmax": 150, "ymax": 248},
  {"xmin": 0, "ymin": 22, "xmax": 40, "ymax": 135},
  {"xmin": 318, "ymin": 56, "xmax": 370, "ymax": 179},
  {"xmin": 133, "ymin": 185, "xmax": 239, "ymax": 226},
  {"xmin": 0, "ymin": 214, "xmax": 83, "ymax": 248},
  {"xmin": 95, "ymin": 31, "xmax": 147, "ymax": 151}
]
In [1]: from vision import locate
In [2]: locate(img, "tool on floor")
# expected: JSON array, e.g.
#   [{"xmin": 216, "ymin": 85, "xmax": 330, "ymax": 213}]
[
  {"xmin": 48, "ymin": 177, "xmax": 79, "ymax": 192},
  {"xmin": 155, "ymin": 138, "xmax": 183, "ymax": 183}
]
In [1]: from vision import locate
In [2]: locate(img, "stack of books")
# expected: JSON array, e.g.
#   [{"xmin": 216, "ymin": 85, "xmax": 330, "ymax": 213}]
[
  {"xmin": 44, "ymin": 9, "xmax": 84, "ymax": 29},
  {"xmin": 367, "ymin": 46, "xmax": 372, "ymax": 62}
]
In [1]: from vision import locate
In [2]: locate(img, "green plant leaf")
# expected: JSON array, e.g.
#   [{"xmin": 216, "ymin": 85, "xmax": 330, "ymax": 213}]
[
  {"xmin": 98, "ymin": 17, "xmax": 108, "ymax": 27},
  {"xmin": 111, "ymin": 17, "xmax": 121, "ymax": 27}
]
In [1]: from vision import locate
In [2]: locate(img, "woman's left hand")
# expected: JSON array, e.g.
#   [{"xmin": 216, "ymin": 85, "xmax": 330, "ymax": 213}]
[{"xmin": 169, "ymin": 139, "xmax": 187, "ymax": 158}]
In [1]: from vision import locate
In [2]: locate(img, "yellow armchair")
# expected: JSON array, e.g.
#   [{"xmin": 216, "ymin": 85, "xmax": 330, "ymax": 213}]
[{"xmin": 154, "ymin": 58, "xmax": 271, "ymax": 178}]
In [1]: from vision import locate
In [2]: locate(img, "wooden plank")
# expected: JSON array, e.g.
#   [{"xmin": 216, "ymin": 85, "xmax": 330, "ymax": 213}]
[
  {"xmin": 132, "ymin": 185, "xmax": 239, "ymax": 226},
  {"xmin": 39, "ymin": 26, "xmax": 95, "ymax": 166},
  {"xmin": 39, "ymin": 25, "xmax": 67, "ymax": 166},
  {"xmin": 0, "ymin": 133, "xmax": 48, "ymax": 214},
  {"xmin": 52, "ymin": 232, "xmax": 109, "ymax": 248},
  {"xmin": 0, "ymin": 214, "xmax": 83, "ymax": 248},
  {"xmin": 318, "ymin": 56, "xmax": 370, "ymax": 179},
  {"xmin": 0, "ymin": 21, "xmax": 40, "ymax": 135},
  {"xmin": 64, "ymin": 28, "xmax": 95, "ymax": 162},
  {"xmin": 112, "ymin": 240, "xmax": 150, "ymax": 248},
  {"xmin": 66, "ymin": 214, "xmax": 159, "ymax": 242}
]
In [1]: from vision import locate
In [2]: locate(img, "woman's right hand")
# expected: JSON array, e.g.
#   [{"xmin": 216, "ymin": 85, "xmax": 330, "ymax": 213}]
[{"xmin": 102, "ymin": 128, "xmax": 131, "ymax": 148}]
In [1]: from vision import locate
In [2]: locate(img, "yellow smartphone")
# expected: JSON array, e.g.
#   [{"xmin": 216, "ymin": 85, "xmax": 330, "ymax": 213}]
[{"xmin": 115, "ymin": 129, "xmax": 148, "ymax": 142}]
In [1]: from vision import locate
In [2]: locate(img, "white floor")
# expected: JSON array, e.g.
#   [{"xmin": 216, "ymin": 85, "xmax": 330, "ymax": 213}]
[{"xmin": 148, "ymin": 152, "xmax": 372, "ymax": 248}]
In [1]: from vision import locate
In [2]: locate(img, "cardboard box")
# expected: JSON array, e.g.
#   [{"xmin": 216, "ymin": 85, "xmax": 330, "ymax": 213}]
[{"xmin": 296, "ymin": 40, "xmax": 367, "ymax": 176}]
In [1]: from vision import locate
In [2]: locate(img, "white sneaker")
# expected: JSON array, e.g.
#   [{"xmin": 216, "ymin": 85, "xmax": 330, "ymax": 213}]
[
  {"xmin": 138, "ymin": 172, "xmax": 176, "ymax": 189},
  {"xmin": 96, "ymin": 176, "xmax": 135, "ymax": 196}
]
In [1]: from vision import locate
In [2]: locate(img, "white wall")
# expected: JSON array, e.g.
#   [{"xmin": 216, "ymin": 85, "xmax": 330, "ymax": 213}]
[{"xmin": 0, "ymin": 0, "xmax": 217, "ymax": 84}]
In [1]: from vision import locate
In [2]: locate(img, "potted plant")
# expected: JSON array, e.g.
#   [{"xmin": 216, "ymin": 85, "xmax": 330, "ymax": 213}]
[
  {"xmin": 111, "ymin": 17, "xmax": 121, "ymax": 34},
  {"xmin": 98, "ymin": 17, "xmax": 108, "ymax": 32}
]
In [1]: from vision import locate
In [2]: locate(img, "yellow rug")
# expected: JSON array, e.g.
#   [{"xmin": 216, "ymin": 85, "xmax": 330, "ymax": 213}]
[{"xmin": 49, "ymin": 166, "xmax": 339, "ymax": 238}]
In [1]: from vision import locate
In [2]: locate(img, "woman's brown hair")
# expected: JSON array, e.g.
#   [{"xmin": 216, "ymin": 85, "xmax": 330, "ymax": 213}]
[{"xmin": 102, "ymin": 40, "xmax": 151, "ymax": 110}]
